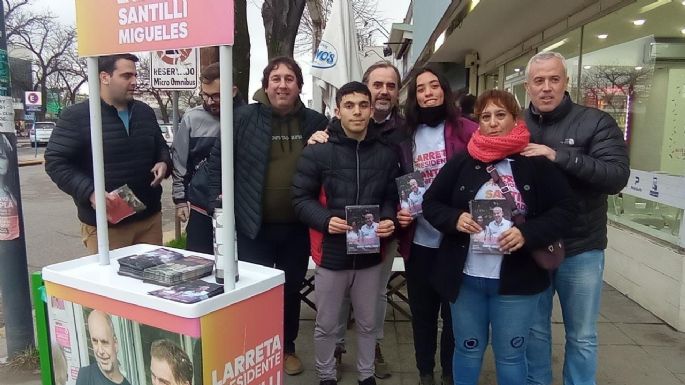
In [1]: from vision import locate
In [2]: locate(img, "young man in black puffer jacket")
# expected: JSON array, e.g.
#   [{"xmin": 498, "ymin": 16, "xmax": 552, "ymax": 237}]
[{"xmin": 292, "ymin": 82, "xmax": 400, "ymax": 385}]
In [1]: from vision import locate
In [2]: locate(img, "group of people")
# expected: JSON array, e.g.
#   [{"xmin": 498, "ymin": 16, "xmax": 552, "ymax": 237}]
[{"xmin": 44, "ymin": 50, "xmax": 629, "ymax": 385}]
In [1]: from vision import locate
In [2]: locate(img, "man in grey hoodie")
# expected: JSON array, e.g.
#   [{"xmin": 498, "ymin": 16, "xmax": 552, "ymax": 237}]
[{"xmin": 171, "ymin": 63, "xmax": 245, "ymax": 253}]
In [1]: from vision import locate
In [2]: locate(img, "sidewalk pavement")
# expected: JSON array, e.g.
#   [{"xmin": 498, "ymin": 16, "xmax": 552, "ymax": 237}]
[
  {"xmin": 288, "ymin": 282, "xmax": 685, "ymax": 385},
  {"xmin": 3, "ymin": 280, "xmax": 683, "ymax": 385}
]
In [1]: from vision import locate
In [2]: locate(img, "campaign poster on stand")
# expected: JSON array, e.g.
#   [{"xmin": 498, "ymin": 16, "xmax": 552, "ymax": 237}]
[
  {"xmin": 47, "ymin": 297, "xmax": 203, "ymax": 385},
  {"xmin": 201, "ymin": 286, "xmax": 283, "ymax": 385}
]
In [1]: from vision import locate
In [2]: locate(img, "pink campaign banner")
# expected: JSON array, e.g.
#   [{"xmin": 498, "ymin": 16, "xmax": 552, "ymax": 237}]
[{"xmin": 75, "ymin": 0, "xmax": 235, "ymax": 57}]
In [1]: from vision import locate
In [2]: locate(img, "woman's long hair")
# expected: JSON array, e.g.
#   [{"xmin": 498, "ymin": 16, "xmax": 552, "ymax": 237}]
[{"xmin": 404, "ymin": 65, "xmax": 461, "ymax": 136}]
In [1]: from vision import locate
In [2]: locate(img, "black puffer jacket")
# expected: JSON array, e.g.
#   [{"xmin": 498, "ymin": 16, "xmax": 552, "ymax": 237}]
[
  {"xmin": 292, "ymin": 118, "xmax": 400, "ymax": 270},
  {"xmin": 524, "ymin": 93, "xmax": 629, "ymax": 256},
  {"xmin": 45, "ymin": 99, "xmax": 171, "ymax": 226},
  {"xmin": 206, "ymin": 99, "xmax": 328, "ymax": 239}
]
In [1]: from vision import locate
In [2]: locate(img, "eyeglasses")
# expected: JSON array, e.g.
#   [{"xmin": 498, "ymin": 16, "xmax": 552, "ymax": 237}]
[{"xmin": 199, "ymin": 92, "xmax": 220, "ymax": 103}]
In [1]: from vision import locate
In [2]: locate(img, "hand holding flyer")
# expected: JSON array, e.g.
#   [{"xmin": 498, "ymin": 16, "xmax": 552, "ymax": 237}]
[
  {"xmin": 469, "ymin": 199, "xmax": 514, "ymax": 255},
  {"xmin": 396, "ymin": 172, "xmax": 426, "ymax": 218},
  {"xmin": 346, "ymin": 205, "xmax": 381, "ymax": 254},
  {"xmin": 107, "ymin": 184, "xmax": 147, "ymax": 224}
]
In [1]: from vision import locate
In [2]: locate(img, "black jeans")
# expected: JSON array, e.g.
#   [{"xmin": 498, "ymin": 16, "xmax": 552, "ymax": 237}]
[
  {"xmin": 406, "ymin": 243, "xmax": 454, "ymax": 377},
  {"xmin": 185, "ymin": 210, "xmax": 214, "ymax": 255},
  {"xmin": 237, "ymin": 223, "xmax": 310, "ymax": 354}
]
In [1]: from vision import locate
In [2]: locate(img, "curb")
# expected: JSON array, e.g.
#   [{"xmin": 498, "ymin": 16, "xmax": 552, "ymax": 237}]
[{"xmin": 18, "ymin": 160, "xmax": 44, "ymax": 167}]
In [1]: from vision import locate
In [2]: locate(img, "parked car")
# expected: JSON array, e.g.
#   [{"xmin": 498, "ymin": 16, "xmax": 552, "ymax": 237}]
[
  {"xmin": 160, "ymin": 124, "xmax": 174, "ymax": 146},
  {"xmin": 29, "ymin": 121, "xmax": 56, "ymax": 147}
]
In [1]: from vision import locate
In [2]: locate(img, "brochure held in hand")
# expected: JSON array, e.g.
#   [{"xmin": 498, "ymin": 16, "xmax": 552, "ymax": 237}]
[
  {"xmin": 469, "ymin": 199, "xmax": 514, "ymax": 255},
  {"xmin": 345, "ymin": 205, "xmax": 381, "ymax": 254}
]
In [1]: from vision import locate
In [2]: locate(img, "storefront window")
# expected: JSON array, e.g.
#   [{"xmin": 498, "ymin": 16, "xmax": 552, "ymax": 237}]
[
  {"xmin": 483, "ymin": 73, "xmax": 498, "ymax": 91},
  {"xmin": 578, "ymin": 0, "xmax": 685, "ymax": 246},
  {"xmin": 580, "ymin": 0, "xmax": 685, "ymax": 177},
  {"xmin": 503, "ymin": 53, "xmax": 533, "ymax": 108}
]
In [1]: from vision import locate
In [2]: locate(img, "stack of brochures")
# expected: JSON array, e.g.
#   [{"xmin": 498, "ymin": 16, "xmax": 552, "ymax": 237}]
[
  {"xmin": 117, "ymin": 248, "xmax": 185, "ymax": 280},
  {"xmin": 117, "ymin": 248, "xmax": 215, "ymax": 286},
  {"xmin": 148, "ymin": 279, "xmax": 224, "ymax": 304},
  {"xmin": 142, "ymin": 256, "xmax": 214, "ymax": 286}
]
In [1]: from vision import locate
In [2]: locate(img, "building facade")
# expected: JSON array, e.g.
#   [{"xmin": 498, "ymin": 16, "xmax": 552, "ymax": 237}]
[{"xmin": 391, "ymin": 0, "xmax": 685, "ymax": 331}]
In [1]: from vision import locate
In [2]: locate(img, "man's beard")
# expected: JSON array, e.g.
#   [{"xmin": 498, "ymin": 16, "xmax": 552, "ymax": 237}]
[
  {"xmin": 374, "ymin": 98, "xmax": 392, "ymax": 113},
  {"xmin": 203, "ymin": 102, "xmax": 220, "ymax": 116}
]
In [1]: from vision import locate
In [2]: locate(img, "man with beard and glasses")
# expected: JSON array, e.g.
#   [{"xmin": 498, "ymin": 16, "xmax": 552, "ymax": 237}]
[
  {"xmin": 75, "ymin": 310, "xmax": 131, "ymax": 385},
  {"xmin": 171, "ymin": 62, "xmax": 242, "ymax": 253}
]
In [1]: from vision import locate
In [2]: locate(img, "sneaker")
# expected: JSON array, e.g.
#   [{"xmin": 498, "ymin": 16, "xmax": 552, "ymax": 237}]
[
  {"xmin": 284, "ymin": 353, "xmax": 304, "ymax": 375},
  {"xmin": 359, "ymin": 376, "xmax": 377, "ymax": 385},
  {"xmin": 419, "ymin": 373, "xmax": 436, "ymax": 385},
  {"xmin": 319, "ymin": 380, "xmax": 337, "ymax": 385},
  {"xmin": 334, "ymin": 345, "xmax": 346, "ymax": 380},
  {"xmin": 373, "ymin": 343, "xmax": 391, "ymax": 379},
  {"xmin": 441, "ymin": 374, "xmax": 453, "ymax": 385}
]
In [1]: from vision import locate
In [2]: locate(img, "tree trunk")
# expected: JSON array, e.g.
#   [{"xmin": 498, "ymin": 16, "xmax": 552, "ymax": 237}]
[
  {"xmin": 262, "ymin": 0, "xmax": 307, "ymax": 58},
  {"xmin": 234, "ymin": 0, "xmax": 250, "ymax": 99}
]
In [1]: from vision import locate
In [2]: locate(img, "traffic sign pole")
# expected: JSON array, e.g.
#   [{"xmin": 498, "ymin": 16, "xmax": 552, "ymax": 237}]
[{"xmin": 0, "ymin": 0, "xmax": 35, "ymax": 358}]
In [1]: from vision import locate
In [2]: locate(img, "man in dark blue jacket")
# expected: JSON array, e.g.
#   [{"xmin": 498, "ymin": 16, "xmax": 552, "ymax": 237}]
[
  {"xmin": 521, "ymin": 51, "xmax": 630, "ymax": 385},
  {"xmin": 45, "ymin": 53, "xmax": 171, "ymax": 254}
]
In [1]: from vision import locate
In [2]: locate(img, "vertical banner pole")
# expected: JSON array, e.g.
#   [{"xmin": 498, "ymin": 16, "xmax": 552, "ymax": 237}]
[
  {"xmin": 87, "ymin": 57, "xmax": 110, "ymax": 264},
  {"xmin": 172, "ymin": 90, "xmax": 181, "ymax": 240},
  {"xmin": 219, "ymin": 46, "xmax": 235, "ymax": 290}
]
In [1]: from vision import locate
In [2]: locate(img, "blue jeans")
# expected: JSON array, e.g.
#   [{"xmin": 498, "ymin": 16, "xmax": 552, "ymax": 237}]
[
  {"xmin": 450, "ymin": 275, "xmax": 541, "ymax": 385},
  {"xmin": 526, "ymin": 250, "xmax": 605, "ymax": 385}
]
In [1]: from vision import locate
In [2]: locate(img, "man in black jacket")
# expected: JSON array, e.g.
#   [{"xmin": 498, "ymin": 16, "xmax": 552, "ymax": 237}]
[
  {"xmin": 521, "ymin": 51, "xmax": 630, "ymax": 385},
  {"xmin": 206, "ymin": 56, "xmax": 328, "ymax": 375},
  {"xmin": 292, "ymin": 81, "xmax": 399, "ymax": 385},
  {"xmin": 45, "ymin": 54, "xmax": 171, "ymax": 254},
  {"xmin": 307, "ymin": 62, "xmax": 405, "ymax": 379}
]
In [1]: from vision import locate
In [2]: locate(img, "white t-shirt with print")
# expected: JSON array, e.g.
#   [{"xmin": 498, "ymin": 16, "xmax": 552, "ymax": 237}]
[
  {"xmin": 464, "ymin": 158, "xmax": 527, "ymax": 279},
  {"xmin": 412, "ymin": 123, "xmax": 447, "ymax": 248}
]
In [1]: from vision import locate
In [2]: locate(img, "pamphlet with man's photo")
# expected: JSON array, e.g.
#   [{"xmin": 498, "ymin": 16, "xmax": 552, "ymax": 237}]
[
  {"xmin": 469, "ymin": 199, "xmax": 514, "ymax": 255},
  {"xmin": 345, "ymin": 205, "xmax": 381, "ymax": 254},
  {"xmin": 396, "ymin": 172, "xmax": 426, "ymax": 218}
]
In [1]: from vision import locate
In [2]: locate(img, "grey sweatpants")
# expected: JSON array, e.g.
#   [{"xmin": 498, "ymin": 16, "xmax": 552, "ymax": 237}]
[
  {"xmin": 314, "ymin": 263, "xmax": 384, "ymax": 381},
  {"xmin": 336, "ymin": 240, "xmax": 399, "ymax": 345}
]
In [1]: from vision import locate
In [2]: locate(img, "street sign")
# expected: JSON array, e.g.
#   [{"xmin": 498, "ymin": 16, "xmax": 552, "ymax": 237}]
[
  {"xmin": 25, "ymin": 91, "xmax": 41, "ymax": 108},
  {"xmin": 0, "ymin": 96, "xmax": 14, "ymax": 133},
  {"xmin": 150, "ymin": 49, "xmax": 198, "ymax": 90}
]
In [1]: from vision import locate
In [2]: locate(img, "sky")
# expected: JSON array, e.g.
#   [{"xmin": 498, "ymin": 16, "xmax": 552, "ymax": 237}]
[{"xmin": 29, "ymin": 0, "xmax": 411, "ymax": 104}]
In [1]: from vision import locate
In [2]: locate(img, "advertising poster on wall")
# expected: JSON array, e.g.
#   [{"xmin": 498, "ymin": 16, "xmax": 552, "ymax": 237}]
[{"xmin": 0, "ymin": 134, "xmax": 20, "ymax": 240}]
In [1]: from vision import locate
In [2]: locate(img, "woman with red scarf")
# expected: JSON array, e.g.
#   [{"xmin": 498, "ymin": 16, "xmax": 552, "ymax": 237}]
[{"xmin": 422, "ymin": 90, "xmax": 576, "ymax": 385}]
